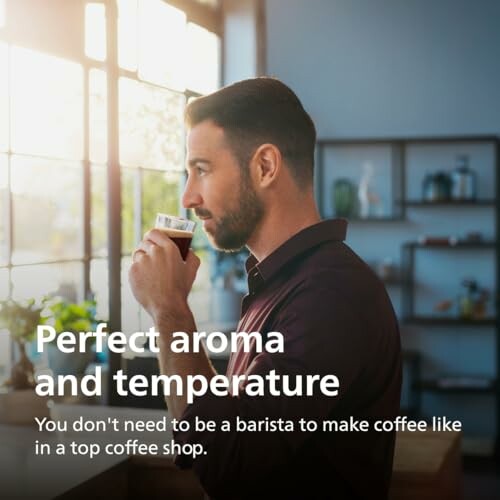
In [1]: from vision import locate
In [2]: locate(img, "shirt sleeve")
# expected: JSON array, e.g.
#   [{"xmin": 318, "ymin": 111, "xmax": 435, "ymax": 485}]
[{"xmin": 173, "ymin": 276, "xmax": 365, "ymax": 498}]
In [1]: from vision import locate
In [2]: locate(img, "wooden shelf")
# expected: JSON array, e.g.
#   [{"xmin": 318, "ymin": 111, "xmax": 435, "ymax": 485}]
[
  {"xmin": 414, "ymin": 379, "xmax": 496, "ymax": 394},
  {"xmin": 402, "ymin": 350, "xmax": 420, "ymax": 362},
  {"xmin": 403, "ymin": 316, "xmax": 496, "ymax": 327},
  {"xmin": 381, "ymin": 276, "xmax": 408, "ymax": 286},
  {"xmin": 403, "ymin": 241, "xmax": 495, "ymax": 249},
  {"xmin": 324, "ymin": 215, "xmax": 404, "ymax": 223},
  {"xmin": 403, "ymin": 199, "xmax": 495, "ymax": 207},
  {"xmin": 316, "ymin": 135, "xmax": 499, "ymax": 146},
  {"xmin": 347, "ymin": 216, "xmax": 405, "ymax": 223}
]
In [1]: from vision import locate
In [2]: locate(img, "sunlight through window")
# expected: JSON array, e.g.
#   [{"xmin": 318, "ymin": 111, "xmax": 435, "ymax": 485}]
[
  {"xmin": 10, "ymin": 156, "xmax": 83, "ymax": 264},
  {"xmin": 0, "ymin": 0, "xmax": 221, "ymax": 376},
  {"xmin": 186, "ymin": 23, "xmax": 220, "ymax": 94},
  {"xmin": 89, "ymin": 69, "xmax": 107, "ymax": 163},
  {"xmin": 11, "ymin": 263, "xmax": 82, "ymax": 302},
  {"xmin": 0, "ymin": 155, "xmax": 7, "ymax": 266},
  {"xmin": 0, "ymin": 42, "xmax": 8, "ymax": 152},
  {"xmin": 119, "ymin": 77, "xmax": 185, "ymax": 170},
  {"xmin": 85, "ymin": 3, "xmax": 107, "ymax": 61},
  {"xmin": 10, "ymin": 46, "xmax": 83, "ymax": 159},
  {"xmin": 138, "ymin": 0, "xmax": 186, "ymax": 90},
  {"xmin": 118, "ymin": 0, "xmax": 138, "ymax": 71},
  {"xmin": 0, "ymin": 0, "xmax": 5, "ymax": 29}
]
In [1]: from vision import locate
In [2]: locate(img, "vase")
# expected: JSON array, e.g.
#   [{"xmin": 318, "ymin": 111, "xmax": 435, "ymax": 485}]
[
  {"xmin": 211, "ymin": 289, "xmax": 244, "ymax": 324},
  {"xmin": 47, "ymin": 344, "xmax": 94, "ymax": 376},
  {"xmin": 332, "ymin": 179, "xmax": 356, "ymax": 217}
]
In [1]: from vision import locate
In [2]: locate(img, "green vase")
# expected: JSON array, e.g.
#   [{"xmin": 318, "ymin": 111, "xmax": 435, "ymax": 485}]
[{"xmin": 332, "ymin": 179, "xmax": 356, "ymax": 217}]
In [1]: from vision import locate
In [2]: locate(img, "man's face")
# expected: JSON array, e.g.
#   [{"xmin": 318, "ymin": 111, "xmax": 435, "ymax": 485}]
[{"xmin": 183, "ymin": 120, "xmax": 264, "ymax": 251}]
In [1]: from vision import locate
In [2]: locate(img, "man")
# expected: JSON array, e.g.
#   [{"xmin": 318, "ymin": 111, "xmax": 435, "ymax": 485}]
[{"xmin": 129, "ymin": 78, "xmax": 401, "ymax": 499}]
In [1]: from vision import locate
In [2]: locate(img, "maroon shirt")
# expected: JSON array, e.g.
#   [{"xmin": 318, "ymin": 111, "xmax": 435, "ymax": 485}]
[{"xmin": 174, "ymin": 219, "xmax": 402, "ymax": 499}]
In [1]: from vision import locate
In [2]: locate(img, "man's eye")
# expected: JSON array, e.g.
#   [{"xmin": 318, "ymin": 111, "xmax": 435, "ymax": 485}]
[{"xmin": 196, "ymin": 167, "xmax": 207, "ymax": 176}]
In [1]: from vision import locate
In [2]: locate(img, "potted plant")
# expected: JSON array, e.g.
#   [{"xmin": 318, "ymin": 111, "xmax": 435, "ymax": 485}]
[
  {"xmin": 46, "ymin": 298, "xmax": 100, "ymax": 376},
  {"xmin": 210, "ymin": 249, "xmax": 248, "ymax": 324},
  {"xmin": 0, "ymin": 298, "xmax": 47, "ymax": 390}
]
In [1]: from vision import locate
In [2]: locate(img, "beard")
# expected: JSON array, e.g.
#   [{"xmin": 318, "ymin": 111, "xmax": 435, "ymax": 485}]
[{"xmin": 196, "ymin": 172, "xmax": 264, "ymax": 252}]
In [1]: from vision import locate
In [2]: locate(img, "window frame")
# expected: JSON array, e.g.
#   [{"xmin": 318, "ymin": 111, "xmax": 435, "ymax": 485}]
[{"xmin": 0, "ymin": 0, "xmax": 222, "ymax": 393}]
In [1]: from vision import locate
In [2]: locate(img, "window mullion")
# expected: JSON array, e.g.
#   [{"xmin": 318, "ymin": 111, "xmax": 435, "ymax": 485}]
[
  {"xmin": 105, "ymin": 0, "xmax": 123, "ymax": 405},
  {"xmin": 5, "ymin": 42, "xmax": 11, "ymax": 271},
  {"xmin": 83, "ymin": 68, "xmax": 91, "ymax": 300},
  {"xmin": 134, "ymin": 167, "xmax": 143, "ymax": 244},
  {"xmin": 6, "ymin": 42, "xmax": 13, "ymax": 368}
]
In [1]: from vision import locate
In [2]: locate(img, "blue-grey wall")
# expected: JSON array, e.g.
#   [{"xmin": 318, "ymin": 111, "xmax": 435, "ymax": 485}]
[
  {"xmin": 223, "ymin": 0, "xmax": 259, "ymax": 84},
  {"xmin": 266, "ymin": 0, "xmax": 500, "ymax": 448},
  {"xmin": 267, "ymin": 0, "xmax": 500, "ymax": 137}
]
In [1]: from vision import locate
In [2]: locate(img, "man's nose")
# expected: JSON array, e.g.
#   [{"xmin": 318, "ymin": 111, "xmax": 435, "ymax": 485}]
[{"xmin": 182, "ymin": 177, "xmax": 203, "ymax": 209}]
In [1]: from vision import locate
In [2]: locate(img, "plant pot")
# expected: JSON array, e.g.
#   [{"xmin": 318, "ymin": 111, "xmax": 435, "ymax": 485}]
[
  {"xmin": 47, "ymin": 344, "xmax": 94, "ymax": 376},
  {"xmin": 0, "ymin": 389, "xmax": 51, "ymax": 425}
]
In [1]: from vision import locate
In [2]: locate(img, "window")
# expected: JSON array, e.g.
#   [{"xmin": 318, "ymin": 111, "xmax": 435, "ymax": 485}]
[
  {"xmin": 0, "ymin": 42, "xmax": 8, "ymax": 151},
  {"xmin": 0, "ymin": 0, "xmax": 221, "ymax": 382},
  {"xmin": 0, "ymin": 155, "xmax": 7, "ymax": 266},
  {"xmin": 0, "ymin": 44, "xmax": 87, "ymax": 375},
  {"xmin": 0, "ymin": 0, "xmax": 5, "ymax": 29},
  {"xmin": 118, "ymin": 77, "xmax": 185, "ymax": 171},
  {"xmin": 114, "ymin": 0, "xmax": 221, "ymax": 339},
  {"xmin": 11, "ymin": 156, "xmax": 83, "ymax": 264},
  {"xmin": 89, "ymin": 69, "xmax": 108, "ymax": 163},
  {"xmin": 186, "ymin": 22, "xmax": 220, "ymax": 94},
  {"xmin": 85, "ymin": 3, "xmax": 106, "ymax": 62},
  {"xmin": 137, "ymin": 0, "xmax": 187, "ymax": 90},
  {"xmin": 10, "ymin": 47, "xmax": 83, "ymax": 160}
]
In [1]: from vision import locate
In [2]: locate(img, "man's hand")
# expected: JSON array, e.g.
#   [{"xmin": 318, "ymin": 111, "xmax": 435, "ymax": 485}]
[
  {"xmin": 129, "ymin": 229, "xmax": 213, "ymax": 419},
  {"xmin": 129, "ymin": 228, "xmax": 200, "ymax": 322}
]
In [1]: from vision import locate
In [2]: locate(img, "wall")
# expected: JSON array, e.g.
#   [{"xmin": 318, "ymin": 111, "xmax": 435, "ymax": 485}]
[
  {"xmin": 266, "ymin": 0, "xmax": 500, "ymax": 447},
  {"xmin": 266, "ymin": 0, "xmax": 500, "ymax": 138},
  {"xmin": 222, "ymin": 0, "xmax": 259, "ymax": 83}
]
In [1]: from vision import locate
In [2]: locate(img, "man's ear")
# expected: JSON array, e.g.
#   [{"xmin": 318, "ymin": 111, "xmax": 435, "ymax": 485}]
[{"xmin": 250, "ymin": 144, "xmax": 282, "ymax": 188}]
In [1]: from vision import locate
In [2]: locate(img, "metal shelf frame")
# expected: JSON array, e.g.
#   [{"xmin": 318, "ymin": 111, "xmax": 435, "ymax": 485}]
[{"xmin": 317, "ymin": 134, "xmax": 500, "ymax": 458}]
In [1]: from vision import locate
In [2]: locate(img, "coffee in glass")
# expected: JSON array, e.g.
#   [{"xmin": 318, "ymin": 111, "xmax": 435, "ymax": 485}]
[{"xmin": 155, "ymin": 213, "xmax": 196, "ymax": 260}]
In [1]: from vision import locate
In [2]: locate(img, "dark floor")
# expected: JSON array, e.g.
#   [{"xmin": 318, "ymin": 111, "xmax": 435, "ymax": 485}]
[{"xmin": 463, "ymin": 457, "xmax": 500, "ymax": 500}]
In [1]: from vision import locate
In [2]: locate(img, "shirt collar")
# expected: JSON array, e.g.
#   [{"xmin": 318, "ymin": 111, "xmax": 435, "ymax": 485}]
[{"xmin": 245, "ymin": 218, "xmax": 347, "ymax": 291}]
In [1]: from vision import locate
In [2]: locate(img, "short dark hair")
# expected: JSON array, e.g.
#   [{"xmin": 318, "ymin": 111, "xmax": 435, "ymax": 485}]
[{"xmin": 185, "ymin": 77, "xmax": 316, "ymax": 186}]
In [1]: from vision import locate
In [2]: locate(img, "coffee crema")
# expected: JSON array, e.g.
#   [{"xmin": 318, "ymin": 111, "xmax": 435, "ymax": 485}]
[{"xmin": 156, "ymin": 227, "xmax": 193, "ymax": 260}]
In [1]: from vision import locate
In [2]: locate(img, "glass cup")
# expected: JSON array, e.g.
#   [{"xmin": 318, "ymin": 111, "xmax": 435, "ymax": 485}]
[{"xmin": 155, "ymin": 213, "xmax": 196, "ymax": 260}]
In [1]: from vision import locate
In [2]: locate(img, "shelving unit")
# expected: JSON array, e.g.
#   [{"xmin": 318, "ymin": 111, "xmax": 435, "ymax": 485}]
[
  {"xmin": 316, "ymin": 138, "xmax": 405, "ymax": 220},
  {"xmin": 316, "ymin": 135, "xmax": 498, "ymax": 221},
  {"xmin": 401, "ymin": 240, "xmax": 497, "ymax": 327},
  {"xmin": 316, "ymin": 135, "xmax": 500, "ymax": 457}
]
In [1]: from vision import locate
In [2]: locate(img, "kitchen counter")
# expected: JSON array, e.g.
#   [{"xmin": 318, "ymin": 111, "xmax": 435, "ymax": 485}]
[
  {"xmin": 0, "ymin": 405, "xmax": 193, "ymax": 500},
  {"xmin": 0, "ymin": 424, "xmax": 128, "ymax": 499}
]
